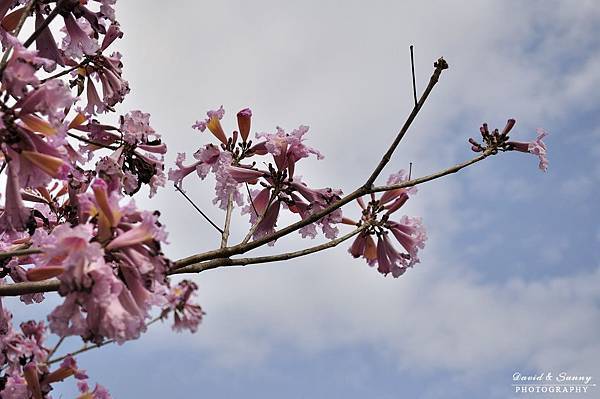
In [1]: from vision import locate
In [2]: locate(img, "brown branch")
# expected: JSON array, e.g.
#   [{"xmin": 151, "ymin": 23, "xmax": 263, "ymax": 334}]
[
  {"xmin": 0, "ymin": 247, "xmax": 42, "ymax": 259},
  {"xmin": 172, "ymin": 224, "xmax": 367, "ymax": 274},
  {"xmin": 173, "ymin": 57, "xmax": 449, "ymax": 269}
]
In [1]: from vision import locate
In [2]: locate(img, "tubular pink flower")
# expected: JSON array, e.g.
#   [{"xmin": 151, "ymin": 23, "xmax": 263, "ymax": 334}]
[
  {"xmin": 253, "ymin": 200, "xmax": 281, "ymax": 243},
  {"xmin": 18, "ymin": 80, "xmax": 74, "ymax": 124},
  {"xmin": 192, "ymin": 106, "xmax": 227, "ymax": 144},
  {"xmin": 34, "ymin": 11, "xmax": 65, "ymax": 67},
  {"xmin": 225, "ymin": 165, "xmax": 266, "ymax": 184},
  {"xmin": 106, "ymin": 211, "xmax": 167, "ymax": 250},
  {"xmin": 92, "ymin": 179, "xmax": 120, "ymax": 228},
  {"xmin": 62, "ymin": 14, "xmax": 100, "ymax": 58},
  {"xmin": 168, "ymin": 153, "xmax": 201, "ymax": 189},
  {"xmin": 1, "ymin": 375, "xmax": 29, "ymax": 399},
  {"xmin": 163, "ymin": 280, "xmax": 204, "ymax": 334},
  {"xmin": 20, "ymin": 151, "xmax": 71, "ymax": 179},
  {"xmin": 506, "ymin": 127, "xmax": 549, "ymax": 171},
  {"xmin": 0, "ymin": 162, "xmax": 32, "ymax": 236}
]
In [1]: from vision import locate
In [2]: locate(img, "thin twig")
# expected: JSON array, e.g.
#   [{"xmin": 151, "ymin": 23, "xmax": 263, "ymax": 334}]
[
  {"xmin": 364, "ymin": 57, "xmax": 448, "ymax": 189},
  {"xmin": 173, "ymin": 184, "xmax": 224, "ymax": 234},
  {"xmin": 67, "ymin": 132, "xmax": 119, "ymax": 150},
  {"xmin": 0, "ymin": 247, "xmax": 42, "ymax": 259},
  {"xmin": 245, "ymin": 182, "xmax": 258, "ymax": 216},
  {"xmin": 46, "ymin": 336, "xmax": 65, "ymax": 360},
  {"xmin": 46, "ymin": 317, "xmax": 162, "ymax": 366},
  {"xmin": 410, "ymin": 45, "xmax": 417, "ymax": 107},
  {"xmin": 220, "ymin": 193, "xmax": 234, "ymax": 248},
  {"xmin": 22, "ymin": 0, "xmax": 66, "ymax": 48},
  {"xmin": 40, "ymin": 60, "xmax": 89, "ymax": 83}
]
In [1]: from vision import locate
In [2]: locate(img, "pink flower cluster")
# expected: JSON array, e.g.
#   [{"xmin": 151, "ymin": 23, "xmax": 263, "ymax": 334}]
[
  {"xmin": 0, "ymin": 1, "xmax": 192, "ymax": 395},
  {"xmin": 469, "ymin": 119, "xmax": 549, "ymax": 171},
  {"xmin": 170, "ymin": 106, "xmax": 343, "ymax": 243},
  {"xmin": 0, "ymin": 298, "xmax": 110, "ymax": 398},
  {"xmin": 346, "ymin": 171, "xmax": 427, "ymax": 277}
]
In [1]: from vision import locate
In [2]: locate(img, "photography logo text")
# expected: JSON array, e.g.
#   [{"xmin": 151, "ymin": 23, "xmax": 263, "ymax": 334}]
[{"xmin": 513, "ymin": 372, "xmax": 595, "ymax": 394}]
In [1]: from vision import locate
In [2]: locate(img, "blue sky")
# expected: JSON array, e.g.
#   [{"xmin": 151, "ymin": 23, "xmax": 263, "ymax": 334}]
[{"xmin": 6, "ymin": 1, "xmax": 600, "ymax": 398}]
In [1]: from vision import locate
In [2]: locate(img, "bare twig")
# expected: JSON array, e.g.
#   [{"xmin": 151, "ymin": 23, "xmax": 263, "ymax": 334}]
[
  {"xmin": 46, "ymin": 317, "xmax": 162, "ymax": 365},
  {"xmin": 22, "ymin": 0, "xmax": 66, "ymax": 48},
  {"xmin": 173, "ymin": 184, "xmax": 224, "ymax": 234},
  {"xmin": 410, "ymin": 45, "xmax": 417, "ymax": 107},
  {"xmin": 46, "ymin": 336, "xmax": 65, "ymax": 360},
  {"xmin": 364, "ymin": 57, "xmax": 448, "ymax": 189},
  {"xmin": 66, "ymin": 132, "xmax": 119, "ymax": 150}
]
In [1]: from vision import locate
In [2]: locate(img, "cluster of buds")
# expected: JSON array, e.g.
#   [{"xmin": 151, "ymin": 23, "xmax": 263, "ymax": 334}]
[{"xmin": 469, "ymin": 119, "xmax": 549, "ymax": 171}]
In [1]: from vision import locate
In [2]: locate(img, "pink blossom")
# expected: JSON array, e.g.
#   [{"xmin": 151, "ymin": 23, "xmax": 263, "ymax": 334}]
[
  {"xmin": 121, "ymin": 110, "xmax": 157, "ymax": 145},
  {"xmin": 2, "ymin": 43, "xmax": 54, "ymax": 96},
  {"xmin": 163, "ymin": 280, "xmax": 204, "ymax": 333},
  {"xmin": 0, "ymin": 375, "xmax": 29, "ymax": 399},
  {"xmin": 18, "ymin": 80, "xmax": 74, "ymax": 125},
  {"xmin": 507, "ymin": 128, "xmax": 549, "ymax": 171},
  {"xmin": 256, "ymin": 125, "xmax": 323, "ymax": 174},
  {"xmin": 168, "ymin": 153, "xmax": 201, "ymax": 189},
  {"xmin": 106, "ymin": 211, "xmax": 168, "ymax": 250},
  {"xmin": 192, "ymin": 106, "xmax": 227, "ymax": 144},
  {"xmin": 253, "ymin": 200, "xmax": 281, "ymax": 244},
  {"xmin": 225, "ymin": 165, "xmax": 267, "ymax": 183},
  {"xmin": 34, "ymin": 11, "xmax": 65, "ymax": 67},
  {"xmin": 62, "ymin": 15, "xmax": 100, "ymax": 58},
  {"xmin": 0, "ymin": 162, "xmax": 32, "ymax": 237},
  {"xmin": 78, "ymin": 381, "xmax": 112, "ymax": 399}
]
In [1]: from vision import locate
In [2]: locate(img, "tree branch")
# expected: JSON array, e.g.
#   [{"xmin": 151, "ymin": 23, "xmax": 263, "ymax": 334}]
[
  {"xmin": 172, "ymin": 224, "xmax": 367, "ymax": 274},
  {"xmin": 0, "ymin": 150, "xmax": 492, "ymax": 297}
]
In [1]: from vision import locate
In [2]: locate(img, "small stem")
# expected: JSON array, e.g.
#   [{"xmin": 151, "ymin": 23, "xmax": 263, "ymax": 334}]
[
  {"xmin": 46, "ymin": 317, "xmax": 162, "ymax": 365},
  {"xmin": 364, "ymin": 57, "xmax": 448, "ymax": 189},
  {"xmin": 0, "ymin": 247, "xmax": 42, "ymax": 259},
  {"xmin": 245, "ymin": 182, "xmax": 258, "ymax": 216},
  {"xmin": 67, "ymin": 132, "xmax": 119, "ymax": 150},
  {"xmin": 410, "ymin": 45, "xmax": 417, "ymax": 108},
  {"xmin": 40, "ymin": 60, "xmax": 89, "ymax": 83},
  {"xmin": 46, "ymin": 336, "xmax": 65, "ymax": 360},
  {"xmin": 220, "ymin": 193, "xmax": 234, "ymax": 248},
  {"xmin": 22, "ymin": 0, "xmax": 66, "ymax": 48},
  {"xmin": 173, "ymin": 184, "xmax": 224, "ymax": 234}
]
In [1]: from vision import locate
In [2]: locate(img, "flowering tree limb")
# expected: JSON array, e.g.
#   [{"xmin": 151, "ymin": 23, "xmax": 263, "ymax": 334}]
[{"xmin": 0, "ymin": 0, "xmax": 549, "ymax": 395}]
